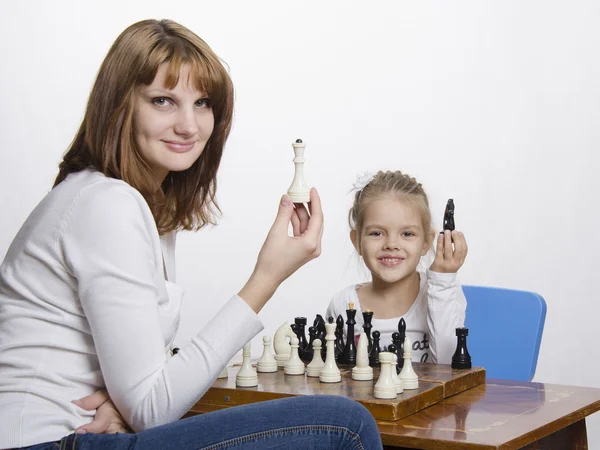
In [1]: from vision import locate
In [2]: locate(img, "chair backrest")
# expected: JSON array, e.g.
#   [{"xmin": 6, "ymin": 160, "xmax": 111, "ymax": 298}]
[{"xmin": 463, "ymin": 285, "xmax": 547, "ymax": 382}]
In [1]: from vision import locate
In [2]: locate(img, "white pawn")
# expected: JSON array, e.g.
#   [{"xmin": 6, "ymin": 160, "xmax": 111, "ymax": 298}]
[
  {"xmin": 257, "ymin": 335, "xmax": 277, "ymax": 373},
  {"xmin": 287, "ymin": 139, "xmax": 310, "ymax": 203},
  {"xmin": 374, "ymin": 352, "xmax": 397, "ymax": 399},
  {"xmin": 399, "ymin": 336, "xmax": 419, "ymax": 389},
  {"xmin": 236, "ymin": 342, "xmax": 258, "ymax": 387},
  {"xmin": 306, "ymin": 339, "xmax": 325, "ymax": 377},
  {"xmin": 352, "ymin": 332, "xmax": 373, "ymax": 381},
  {"xmin": 273, "ymin": 322, "xmax": 295, "ymax": 368},
  {"xmin": 284, "ymin": 337, "xmax": 305, "ymax": 375},
  {"xmin": 391, "ymin": 354, "xmax": 404, "ymax": 394},
  {"xmin": 320, "ymin": 321, "xmax": 341, "ymax": 383}
]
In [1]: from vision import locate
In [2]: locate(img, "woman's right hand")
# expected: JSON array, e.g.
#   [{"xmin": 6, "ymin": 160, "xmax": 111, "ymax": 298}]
[{"xmin": 239, "ymin": 188, "xmax": 324, "ymax": 312}]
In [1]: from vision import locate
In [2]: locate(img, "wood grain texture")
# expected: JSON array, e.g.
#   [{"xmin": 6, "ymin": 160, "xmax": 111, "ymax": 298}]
[
  {"xmin": 191, "ymin": 363, "xmax": 484, "ymax": 422},
  {"xmin": 377, "ymin": 379, "xmax": 600, "ymax": 449}
]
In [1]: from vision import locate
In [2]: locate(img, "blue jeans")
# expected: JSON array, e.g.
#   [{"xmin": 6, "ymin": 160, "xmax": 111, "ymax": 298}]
[{"xmin": 22, "ymin": 395, "xmax": 383, "ymax": 449}]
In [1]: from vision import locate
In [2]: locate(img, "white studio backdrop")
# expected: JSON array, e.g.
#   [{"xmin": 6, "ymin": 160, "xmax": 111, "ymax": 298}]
[{"xmin": 1, "ymin": 0, "xmax": 599, "ymax": 444}]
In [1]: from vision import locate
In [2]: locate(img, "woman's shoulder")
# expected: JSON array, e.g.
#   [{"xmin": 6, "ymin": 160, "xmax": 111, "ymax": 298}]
[{"xmin": 56, "ymin": 170, "xmax": 155, "ymax": 233}]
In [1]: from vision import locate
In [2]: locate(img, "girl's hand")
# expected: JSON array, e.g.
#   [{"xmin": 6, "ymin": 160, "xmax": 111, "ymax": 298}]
[
  {"xmin": 239, "ymin": 188, "xmax": 324, "ymax": 312},
  {"xmin": 429, "ymin": 230, "xmax": 468, "ymax": 273},
  {"xmin": 72, "ymin": 390, "xmax": 131, "ymax": 434}
]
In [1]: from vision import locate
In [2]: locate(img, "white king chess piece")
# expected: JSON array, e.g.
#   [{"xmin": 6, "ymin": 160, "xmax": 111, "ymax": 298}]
[
  {"xmin": 287, "ymin": 139, "xmax": 310, "ymax": 203},
  {"xmin": 235, "ymin": 342, "xmax": 258, "ymax": 387},
  {"xmin": 352, "ymin": 332, "xmax": 373, "ymax": 381},
  {"xmin": 399, "ymin": 336, "xmax": 419, "ymax": 390}
]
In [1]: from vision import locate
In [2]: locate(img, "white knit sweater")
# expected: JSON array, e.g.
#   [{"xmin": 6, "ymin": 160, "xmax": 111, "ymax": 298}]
[{"xmin": 0, "ymin": 169, "xmax": 263, "ymax": 448}]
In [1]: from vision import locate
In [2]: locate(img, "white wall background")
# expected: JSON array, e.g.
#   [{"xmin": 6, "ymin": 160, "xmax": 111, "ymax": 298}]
[{"xmin": 1, "ymin": 0, "xmax": 599, "ymax": 445}]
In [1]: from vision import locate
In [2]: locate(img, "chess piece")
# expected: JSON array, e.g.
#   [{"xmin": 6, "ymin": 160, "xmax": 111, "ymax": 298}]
[
  {"xmin": 352, "ymin": 332, "xmax": 373, "ymax": 381},
  {"xmin": 451, "ymin": 327, "xmax": 472, "ymax": 369},
  {"xmin": 257, "ymin": 335, "xmax": 277, "ymax": 373},
  {"xmin": 369, "ymin": 330, "xmax": 382, "ymax": 367},
  {"xmin": 320, "ymin": 319, "xmax": 341, "ymax": 383},
  {"xmin": 273, "ymin": 321, "xmax": 295, "ymax": 367},
  {"xmin": 373, "ymin": 352, "xmax": 397, "ymax": 399},
  {"xmin": 306, "ymin": 339, "xmax": 325, "ymax": 377},
  {"xmin": 341, "ymin": 303, "xmax": 357, "ymax": 364},
  {"xmin": 334, "ymin": 315, "xmax": 345, "ymax": 361},
  {"xmin": 236, "ymin": 342, "xmax": 258, "ymax": 387},
  {"xmin": 362, "ymin": 310, "xmax": 374, "ymax": 353},
  {"xmin": 397, "ymin": 318, "xmax": 406, "ymax": 369},
  {"xmin": 284, "ymin": 337, "xmax": 305, "ymax": 375},
  {"xmin": 399, "ymin": 337, "xmax": 419, "ymax": 389},
  {"xmin": 387, "ymin": 344, "xmax": 403, "ymax": 394},
  {"xmin": 293, "ymin": 317, "xmax": 309, "ymax": 360},
  {"xmin": 303, "ymin": 326, "xmax": 317, "ymax": 362},
  {"xmin": 287, "ymin": 139, "xmax": 310, "ymax": 203},
  {"xmin": 391, "ymin": 332, "xmax": 402, "ymax": 371},
  {"xmin": 442, "ymin": 199, "xmax": 456, "ymax": 232}
]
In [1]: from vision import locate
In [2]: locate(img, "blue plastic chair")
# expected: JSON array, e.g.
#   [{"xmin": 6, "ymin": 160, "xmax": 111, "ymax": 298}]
[{"xmin": 462, "ymin": 285, "xmax": 547, "ymax": 382}]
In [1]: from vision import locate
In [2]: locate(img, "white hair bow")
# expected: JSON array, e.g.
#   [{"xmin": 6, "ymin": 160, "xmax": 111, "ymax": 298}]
[{"xmin": 351, "ymin": 171, "xmax": 375, "ymax": 193}]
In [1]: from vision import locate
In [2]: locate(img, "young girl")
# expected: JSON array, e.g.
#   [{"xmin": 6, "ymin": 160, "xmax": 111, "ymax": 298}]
[
  {"xmin": 326, "ymin": 170, "xmax": 468, "ymax": 364},
  {"xmin": 0, "ymin": 19, "xmax": 381, "ymax": 450}
]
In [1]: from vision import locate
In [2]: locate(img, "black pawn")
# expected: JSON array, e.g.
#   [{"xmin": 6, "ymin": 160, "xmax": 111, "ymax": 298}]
[
  {"xmin": 302, "ymin": 326, "xmax": 317, "ymax": 362},
  {"xmin": 387, "ymin": 344, "xmax": 400, "ymax": 374},
  {"xmin": 369, "ymin": 330, "xmax": 382, "ymax": 367},
  {"xmin": 452, "ymin": 327, "xmax": 472, "ymax": 369}
]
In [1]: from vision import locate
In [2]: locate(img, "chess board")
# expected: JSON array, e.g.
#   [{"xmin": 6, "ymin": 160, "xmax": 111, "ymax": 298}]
[{"xmin": 192, "ymin": 363, "xmax": 485, "ymax": 421}]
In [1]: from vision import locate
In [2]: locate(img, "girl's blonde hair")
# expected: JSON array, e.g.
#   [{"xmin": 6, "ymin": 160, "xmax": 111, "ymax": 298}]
[
  {"xmin": 54, "ymin": 19, "xmax": 234, "ymax": 233},
  {"xmin": 349, "ymin": 170, "xmax": 434, "ymax": 252}
]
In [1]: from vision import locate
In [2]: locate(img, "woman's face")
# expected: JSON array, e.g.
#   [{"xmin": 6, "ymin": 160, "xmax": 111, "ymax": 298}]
[{"xmin": 133, "ymin": 63, "xmax": 215, "ymax": 183}]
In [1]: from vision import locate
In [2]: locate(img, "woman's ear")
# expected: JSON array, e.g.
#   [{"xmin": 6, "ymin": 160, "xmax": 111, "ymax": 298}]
[{"xmin": 350, "ymin": 229, "xmax": 360, "ymax": 255}]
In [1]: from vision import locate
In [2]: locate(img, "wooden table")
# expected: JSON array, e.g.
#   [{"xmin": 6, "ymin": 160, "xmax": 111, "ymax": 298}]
[
  {"xmin": 188, "ymin": 367, "xmax": 600, "ymax": 449},
  {"xmin": 376, "ymin": 378, "xmax": 600, "ymax": 449}
]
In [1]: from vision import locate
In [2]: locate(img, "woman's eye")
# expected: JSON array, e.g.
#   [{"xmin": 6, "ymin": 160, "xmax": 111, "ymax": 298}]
[
  {"xmin": 152, "ymin": 97, "xmax": 172, "ymax": 107},
  {"xmin": 196, "ymin": 98, "xmax": 211, "ymax": 108}
]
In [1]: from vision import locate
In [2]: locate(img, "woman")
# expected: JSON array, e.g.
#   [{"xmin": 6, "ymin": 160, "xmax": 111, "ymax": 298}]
[{"xmin": 0, "ymin": 19, "xmax": 382, "ymax": 450}]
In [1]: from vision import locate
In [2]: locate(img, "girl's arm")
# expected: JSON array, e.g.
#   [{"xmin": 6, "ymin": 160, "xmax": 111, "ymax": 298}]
[{"xmin": 426, "ymin": 230, "xmax": 468, "ymax": 364}]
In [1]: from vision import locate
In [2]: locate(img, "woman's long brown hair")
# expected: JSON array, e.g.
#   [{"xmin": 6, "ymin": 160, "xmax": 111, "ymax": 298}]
[{"xmin": 54, "ymin": 19, "xmax": 234, "ymax": 233}]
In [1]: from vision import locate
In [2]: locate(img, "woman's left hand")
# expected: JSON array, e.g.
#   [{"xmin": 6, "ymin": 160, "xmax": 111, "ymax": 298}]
[
  {"xmin": 429, "ymin": 230, "xmax": 468, "ymax": 273},
  {"xmin": 72, "ymin": 390, "xmax": 131, "ymax": 434}
]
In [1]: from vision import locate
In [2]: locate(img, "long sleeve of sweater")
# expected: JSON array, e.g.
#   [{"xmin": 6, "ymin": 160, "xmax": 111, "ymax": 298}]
[
  {"xmin": 426, "ymin": 269, "xmax": 466, "ymax": 364},
  {"xmin": 60, "ymin": 184, "xmax": 263, "ymax": 431}
]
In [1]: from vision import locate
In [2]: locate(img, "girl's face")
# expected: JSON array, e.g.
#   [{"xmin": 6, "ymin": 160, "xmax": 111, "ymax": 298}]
[
  {"xmin": 355, "ymin": 195, "xmax": 430, "ymax": 286},
  {"xmin": 133, "ymin": 63, "xmax": 215, "ymax": 183}
]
